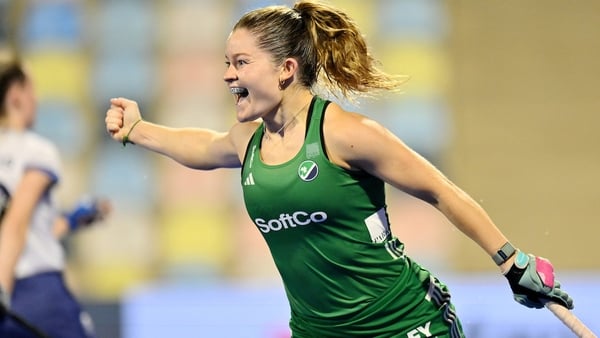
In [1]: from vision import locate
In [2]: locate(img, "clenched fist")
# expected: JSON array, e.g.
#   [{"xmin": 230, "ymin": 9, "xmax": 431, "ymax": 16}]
[{"xmin": 105, "ymin": 97, "xmax": 143, "ymax": 145}]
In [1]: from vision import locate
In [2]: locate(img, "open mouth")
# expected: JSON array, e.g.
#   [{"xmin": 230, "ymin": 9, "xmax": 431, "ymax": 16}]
[{"xmin": 230, "ymin": 87, "xmax": 249, "ymax": 104}]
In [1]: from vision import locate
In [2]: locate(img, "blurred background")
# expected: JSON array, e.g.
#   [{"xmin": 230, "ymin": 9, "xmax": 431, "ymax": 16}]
[{"xmin": 1, "ymin": 0, "xmax": 599, "ymax": 337}]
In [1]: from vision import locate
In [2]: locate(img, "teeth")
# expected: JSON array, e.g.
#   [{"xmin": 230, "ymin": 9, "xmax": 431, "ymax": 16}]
[{"xmin": 230, "ymin": 87, "xmax": 249, "ymax": 97}]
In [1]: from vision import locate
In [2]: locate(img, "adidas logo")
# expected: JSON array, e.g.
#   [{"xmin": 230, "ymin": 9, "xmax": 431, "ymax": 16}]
[{"xmin": 243, "ymin": 172, "xmax": 255, "ymax": 186}]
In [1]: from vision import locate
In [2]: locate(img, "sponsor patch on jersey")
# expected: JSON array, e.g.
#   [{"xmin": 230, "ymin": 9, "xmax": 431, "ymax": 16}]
[
  {"xmin": 255, "ymin": 210, "xmax": 328, "ymax": 233},
  {"xmin": 298, "ymin": 160, "xmax": 318, "ymax": 182},
  {"xmin": 364, "ymin": 207, "xmax": 391, "ymax": 243},
  {"xmin": 305, "ymin": 142, "xmax": 320, "ymax": 158}
]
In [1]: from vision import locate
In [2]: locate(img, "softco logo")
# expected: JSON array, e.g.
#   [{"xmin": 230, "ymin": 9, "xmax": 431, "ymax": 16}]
[
  {"xmin": 255, "ymin": 211, "xmax": 328, "ymax": 233},
  {"xmin": 298, "ymin": 160, "xmax": 318, "ymax": 182}
]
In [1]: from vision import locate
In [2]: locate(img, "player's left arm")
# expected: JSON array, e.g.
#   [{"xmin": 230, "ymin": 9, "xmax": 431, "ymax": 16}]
[
  {"xmin": 327, "ymin": 108, "xmax": 573, "ymax": 309},
  {"xmin": 326, "ymin": 109, "xmax": 509, "ymax": 261}
]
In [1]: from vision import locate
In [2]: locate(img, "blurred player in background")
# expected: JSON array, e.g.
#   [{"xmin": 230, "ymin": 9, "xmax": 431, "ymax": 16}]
[
  {"xmin": 105, "ymin": 1, "xmax": 573, "ymax": 337},
  {"xmin": 0, "ymin": 49, "xmax": 110, "ymax": 338}
]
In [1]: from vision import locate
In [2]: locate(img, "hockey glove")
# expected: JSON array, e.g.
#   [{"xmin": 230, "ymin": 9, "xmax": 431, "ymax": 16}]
[
  {"xmin": 504, "ymin": 251, "xmax": 573, "ymax": 309},
  {"xmin": 64, "ymin": 196, "xmax": 109, "ymax": 231}
]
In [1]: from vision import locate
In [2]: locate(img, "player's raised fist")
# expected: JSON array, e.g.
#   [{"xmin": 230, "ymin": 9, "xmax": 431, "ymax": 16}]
[{"xmin": 105, "ymin": 97, "xmax": 142, "ymax": 143}]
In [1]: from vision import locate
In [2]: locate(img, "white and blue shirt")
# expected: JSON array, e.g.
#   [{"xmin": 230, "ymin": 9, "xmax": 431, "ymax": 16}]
[{"xmin": 0, "ymin": 129, "xmax": 64, "ymax": 278}]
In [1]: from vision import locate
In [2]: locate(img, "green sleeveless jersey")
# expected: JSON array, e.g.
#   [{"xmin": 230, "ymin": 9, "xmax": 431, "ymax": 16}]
[{"xmin": 241, "ymin": 97, "xmax": 463, "ymax": 337}]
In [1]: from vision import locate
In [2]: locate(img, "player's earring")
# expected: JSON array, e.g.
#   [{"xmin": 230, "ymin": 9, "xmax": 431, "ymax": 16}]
[{"xmin": 279, "ymin": 79, "xmax": 286, "ymax": 90}]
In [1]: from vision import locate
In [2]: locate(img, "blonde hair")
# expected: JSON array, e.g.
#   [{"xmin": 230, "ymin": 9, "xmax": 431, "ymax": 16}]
[{"xmin": 233, "ymin": 0, "xmax": 404, "ymax": 101}]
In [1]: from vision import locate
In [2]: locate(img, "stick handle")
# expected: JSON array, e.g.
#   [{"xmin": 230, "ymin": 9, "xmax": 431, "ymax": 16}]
[{"xmin": 545, "ymin": 301, "xmax": 597, "ymax": 338}]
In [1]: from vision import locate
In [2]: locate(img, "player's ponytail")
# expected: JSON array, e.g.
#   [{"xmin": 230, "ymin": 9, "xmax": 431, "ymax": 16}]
[
  {"xmin": 233, "ymin": 1, "xmax": 403, "ymax": 102},
  {"xmin": 0, "ymin": 49, "xmax": 26, "ymax": 117},
  {"xmin": 293, "ymin": 1, "xmax": 404, "ymax": 99}
]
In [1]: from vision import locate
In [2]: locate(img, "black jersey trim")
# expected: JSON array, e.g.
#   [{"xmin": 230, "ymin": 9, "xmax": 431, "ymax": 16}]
[
  {"xmin": 318, "ymin": 99, "xmax": 332, "ymax": 160},
  {"xmin": 304, "ymin": 96, "xmax": 318, "ymax": 138}
]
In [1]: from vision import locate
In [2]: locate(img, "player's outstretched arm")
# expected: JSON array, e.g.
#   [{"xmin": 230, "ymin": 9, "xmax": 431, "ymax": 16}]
[
  {"xmin": 327, "ymin": 106, "xmax": 574, "ymax": 311},
  {"xmin": 105, "ymin": 97, "xmax": 244, "ymax": 170}
]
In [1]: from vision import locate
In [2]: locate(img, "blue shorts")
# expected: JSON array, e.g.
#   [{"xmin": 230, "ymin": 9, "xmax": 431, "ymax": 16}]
[{"xmin": 0, "ymin": 271, "xmax": 95, "ymax": 338}]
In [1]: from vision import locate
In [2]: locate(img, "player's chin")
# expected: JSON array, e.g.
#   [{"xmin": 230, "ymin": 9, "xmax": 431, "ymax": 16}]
[
  {"xmin": 235, "ymin": 110, "xmax": 258, "ymax": 123},
  {"xmin": 234, "ymin": 101, "xmax": 259, "ymax": 122}
]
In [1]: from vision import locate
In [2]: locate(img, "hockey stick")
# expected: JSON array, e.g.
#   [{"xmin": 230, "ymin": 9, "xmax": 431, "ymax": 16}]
[{"xmin": 545, "ymin": 301, "xmax": 597, "ymax": 338}]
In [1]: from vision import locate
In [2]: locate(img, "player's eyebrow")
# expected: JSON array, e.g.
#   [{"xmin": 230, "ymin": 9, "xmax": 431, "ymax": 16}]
[{"xmin": 225, "ymin": 52, "xmax": 252, "ymax": 60}]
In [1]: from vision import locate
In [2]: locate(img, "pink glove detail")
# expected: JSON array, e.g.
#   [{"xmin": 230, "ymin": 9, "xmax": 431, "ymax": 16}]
[{"xmin": 535, "ymin": 256, "xmax": 555, "ymax": 288}]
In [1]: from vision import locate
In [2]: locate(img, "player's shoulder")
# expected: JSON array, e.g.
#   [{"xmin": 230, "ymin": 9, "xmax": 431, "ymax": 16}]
[
  {"xmin": 323, "ymin": 102, "xmax": 386, "ymax": 143},
  {"xmin": 20, "ymin": 130, "xmax": 60, "ymax": 159},
  {"xmin": 22, "ymin": 130, "xmax": 58, "ymax": 149},
  {"xmin": 321, "ymin": 101, "xmax": 397, "ymax": 170}
]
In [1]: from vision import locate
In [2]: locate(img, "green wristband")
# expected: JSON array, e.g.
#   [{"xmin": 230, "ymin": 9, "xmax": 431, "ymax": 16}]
[{"xmin": 122, "ymin": 119, "xmax": 142, "ymax": 147}]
